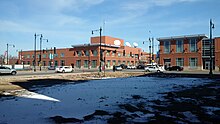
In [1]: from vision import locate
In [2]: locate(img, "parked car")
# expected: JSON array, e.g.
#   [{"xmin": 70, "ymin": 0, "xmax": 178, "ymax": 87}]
[
  {"xmin": 115, "ymin": 66, "xmax": 122, "ymax": 71},
  {"xmin": 55, "ymin": 66, "xmax": 73, "ymax": 73},
  {"xmin": 136, "ymin": 65, "xmax": 145, "ymax": 69},
  {"xmin": 167, "ymin": 66, "xmax": 183, "ymax": 71},
  {"xmin": 0, "ymin": 66, "xmax": 17, "ymax": 75},
  {"xmin": 119, "ymin": 64, "xmax": 127, "ymax": 69},
  {"xmin": 127, "ymin": 65, "xmax": 136, "ymax": 69},
  {"xmin": 145, "ymin": 66, "xmax": 164, "ymax": 72},
  {"xmin": 47, "ymin": 66, "xmax": 56, "ymax": 70}
]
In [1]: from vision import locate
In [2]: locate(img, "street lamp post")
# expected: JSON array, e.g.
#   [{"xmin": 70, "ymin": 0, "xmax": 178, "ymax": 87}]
[
  {"xmin": 143, "ymin": 39, "xmax": 152, "ymax": 64},
  {"xmin": 39, "ymin": 36, "xmax": 48, "ymax": 71},
  {"xmin": 209, "ymin": 19, "xmax": 215, "ymax": 76},
  {"xmin": 92, "ymin": 27, "xmax": 102, "ymax": 73},
  {"xmin": 149, "ymin": 37, "xmax": 154, "ymax": 64},
  {"xmin": 34, "ymin": 33, "xmax": 41, "ymax": 72},
  {"xmin": 6, "ymin": 43, "xmax": 15, "ymax": 65}
]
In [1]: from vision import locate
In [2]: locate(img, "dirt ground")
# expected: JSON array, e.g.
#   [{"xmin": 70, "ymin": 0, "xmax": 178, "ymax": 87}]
[{"xmin": 0, "ymin": 72, "xmax": 145, "ymax": 94}]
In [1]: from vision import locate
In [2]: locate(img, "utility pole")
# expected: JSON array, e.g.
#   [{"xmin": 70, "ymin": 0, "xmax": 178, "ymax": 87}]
[
  {"xmin": 7, "ymin": 43, "xmax": 8, "ymax": 65},
  {"xmin": 34, "ymin": 33, "xmax": 37, "ymax": 71},
  {"xmin": 6, "ymin": 43, "xmax": 15, "ymax": 65},
  {"xmin": 92, "ymin": 27, "xmax": 102, "ymax": 73},
  {"xmin": 99, "ymin": 27, "xmax": 102, "ymax": 73},
  {"xmin": 151, "ymin": 38, "xmax": 154, "ymax": 63},
  {"xmin": 149, "ymin": 38, "xmax": 152, "ymax": 64},
  {"xmin": 34, "ymin": 33, "xmax": 41, "ymax": 72},
  {"xmin": 39, "ymin": 34, "xmax": 43, "ymax": 71},
  {"xmin": 209, "ymin": 19, "xmax": 214, "ymax": 76}
]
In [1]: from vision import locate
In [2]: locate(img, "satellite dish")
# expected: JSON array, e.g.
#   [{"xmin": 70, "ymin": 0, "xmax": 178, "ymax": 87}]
[
  {"xmin": 114, "ymin": 40, "xmax": 121, "ymax": 46},
  {"xmin": 125, "ymin": 42, "xmax": 132, "ymax": 47},
  {"xmin": 133, "ymin": 42, "xmax": 138, "ymax": 48}
]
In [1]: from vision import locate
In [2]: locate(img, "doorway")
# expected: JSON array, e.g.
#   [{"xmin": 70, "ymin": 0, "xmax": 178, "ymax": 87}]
[
  {"xmin": 205, "ymin": 61, "xmax": 210, "ymax": 70},
  {"xmin": 164, "ymin": 59, "xmax": 171, "ymax": 70}
]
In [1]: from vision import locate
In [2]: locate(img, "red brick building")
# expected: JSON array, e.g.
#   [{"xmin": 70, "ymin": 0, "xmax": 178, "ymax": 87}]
[
  {"xmin": 158, "ymin": 34, "xmax": 220, "ymax": 71},
  {"xmin": 19, "ymin": 36, "xmax": 149, "ymax": 69},
  {"xmin": 214, "ymin": 37, "xmax": 220, "ymax": 70}
]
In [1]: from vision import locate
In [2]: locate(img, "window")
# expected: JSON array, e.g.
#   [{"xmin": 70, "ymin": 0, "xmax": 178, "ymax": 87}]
[
  {"xmin": 43, "ymin": 61, "xmax": 46, "ymax": 66},
  {"xmin": 127, "ymin": 54, "xmax": 130, "ymax": 57},
  {"xmin": 54, "ymin": 54, "xmax": 58, "ymax": 58},
  {"xmin": 127, "ymin": 61, "xmax": 130, "ymax": 65},
  {"xmin": 112, "ymin": 51, "xmax": 116, "ymax": 56},
  {"xmin": 43, "ymin": 54, "xmax": 47, "ymax": 58},
  {"xmin": 176, "ymin": 40, "xmax": 183, "ymax": 53},
  {"xmin": 106, "ymin": 51, "xmax": 110, "ymax": 56},
  {"xmin": 27, "ymin": 61, "xmax": 30, "ymax": 65},
  {"xmin": 118, "ymin": 60, "xmax": 121, "ymax": 65},
  {"xmin": 189, "ymin": 39, "xmax": 197, "ymax": 52},
  {"xmin": 77, "ymin": 51, "xmax": 81, "ymax": 56},
  {"xmin": 85, "ymin": 50, "xmax": 89, "ymax": 56},
  {"xmin": 91, "ymin": 60, "xmax": 97, "ymax": 68},
  {"xmin": 27, "ymin": 55, "xmax": 30, "ymax": 58},
  {"xmin": 189, "ymin": 58, "xmax": 197, "ymax": 68},
  {"xmin": 54, "ymin": 60, "xmax": 58, "ymax": 66},
  {"xmin": 164, "ymin": 41, "xmax": 170, "ymax": 53},
  {"xmin": 135, "ymin": 54, "xmax": 138, "ymax": 58},
  {"xmin": 112, "ymin": 60, "xmax": 116, "ymax": 65},
  {"xmin": 118, "ymin": 53, "xmax": 121, "ymax": 57},
  {"xmin": 107, "ymin": 60, "xmax": 111, "ymax": 68},
  {"xmin": 37, "ymin": 54, "xmax": 40, "ymax": 58},
  {"xmin": 93, "ymin": 50, "xmax": 97, "ymax": 56},
  {"xmin": 76, "ymin": 60, "xmax": 81, "ymax": 68},
  {"xmin": 61, "ymin": 60, "xmax": 65, "ymax": 66},
  {"xmin": 61, "ymin": 53, "xmax": 65, "ymax": 57},
  {"xmin": 176, "ymin": 58, "xmax": 184, "ymax": 66},
  {"xmin": 84, "ymin": 60, "xmax": 89, "ymax": 68},
  {"xmin": 32, "ymin": 55, "xmax": 35, "ymax": 58}
]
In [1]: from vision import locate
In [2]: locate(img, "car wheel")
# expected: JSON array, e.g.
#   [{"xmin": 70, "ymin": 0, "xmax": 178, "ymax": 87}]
[
  {"xmin": 62, "ymin": 70, "xmax": 65, "ymax": 73},
  {"xmin": 177, "ymin": 69, "xmax": 179, "ymax": 71},
  {"xmin": 11, "ymin": 71, "xmax": 16, "ymax": 75},
  {"xmin": 157, "ymin": 70, "xmax": 160, "ymax": 73}
]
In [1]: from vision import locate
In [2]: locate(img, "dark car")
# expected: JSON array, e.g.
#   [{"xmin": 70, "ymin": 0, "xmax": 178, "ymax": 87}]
[
  {"xmin": 136, "ymin": 65, "xmax": 145, "ymax": 69},
  {"xmin": 119, "ymin": 64, "xmax": 127, "ymax": 69},
  {"xmin": 47, "ymin": 66, "xmax": 56, "ymax": 70},
  {"xmin": 167, "ymin": 66, "xmax": 183, "ymax": 71}
]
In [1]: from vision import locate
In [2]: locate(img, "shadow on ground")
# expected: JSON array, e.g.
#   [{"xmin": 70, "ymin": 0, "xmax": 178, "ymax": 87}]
[
  {"xmin": 10, "ymin": 79, "xmax": 88, "ymax": 91},
  {"xmin": 141, "ymin": 72, "xmax": 220, "ymax": 79}
]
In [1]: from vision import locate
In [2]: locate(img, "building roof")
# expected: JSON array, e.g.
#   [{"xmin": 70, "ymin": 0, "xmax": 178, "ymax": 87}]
[
  {"xmin": 157, "ymin": 34, "xmax": 207, "ymax": 41},
  {"xmin": 72, "ymin": 43, "xmax": 120, "ymax": 48}
]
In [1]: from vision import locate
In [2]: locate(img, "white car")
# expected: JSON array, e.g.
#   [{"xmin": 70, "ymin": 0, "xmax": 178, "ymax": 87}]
[
  {"xmin": 0, "ymin": 66, "xmax": 17, "ymax": 75},
  {"xmin": 115, "ymin": 66, "xmax": 122, "ymax": 71},
  {"xmin": 145, "ymin": 66, "xmax": 164, "ymax": 73},
  {"xmin": 55, "ymin": 66, "xmax": 73, "ymax": 73},
  {"xmin": 127, "ymin": 65, "xmax": 136, "ymax": 69}
]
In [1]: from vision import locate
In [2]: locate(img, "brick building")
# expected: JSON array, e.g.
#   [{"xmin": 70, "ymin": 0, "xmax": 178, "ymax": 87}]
[
  {"xmin": 158, "ymin": 34, "xmax": 220, "ymax": 71},
  {"xmin": 19, "ymin": 36, "xmax": 149, "ymax": 69}
]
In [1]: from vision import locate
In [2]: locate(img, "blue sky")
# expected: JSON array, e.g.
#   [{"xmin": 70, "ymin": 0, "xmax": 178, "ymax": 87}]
[{"xmin": 0, "ymin": 0, "xmax": 219, "ymax": 56}]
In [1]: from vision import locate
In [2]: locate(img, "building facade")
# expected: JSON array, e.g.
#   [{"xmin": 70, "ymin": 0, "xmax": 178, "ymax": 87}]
[
  {"xmin": 19, "ymin": 36, "xmax": 149, "ymax": 69},
  {"xmin": 158, "ymin": 34, "xmax": 220, "ymax": 71}
]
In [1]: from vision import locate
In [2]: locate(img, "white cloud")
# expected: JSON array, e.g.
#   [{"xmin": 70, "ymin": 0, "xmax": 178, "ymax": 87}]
[
  {"xmin": 29, "ymin": 0, "xmax": 104, "ymax": 14},
  {"xmin": 0, "ymin": 20, "xmax": 31, "ymax": 32},
  {"xmin": 121, "ymin": 0, "xmax": 200, "ymax": 11}
]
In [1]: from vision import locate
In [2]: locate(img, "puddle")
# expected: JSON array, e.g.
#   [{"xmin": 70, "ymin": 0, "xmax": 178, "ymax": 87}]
[{"xmin": 0, "ymin": 77, "xmax": 212, "ymax": 123}]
